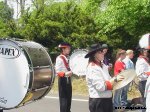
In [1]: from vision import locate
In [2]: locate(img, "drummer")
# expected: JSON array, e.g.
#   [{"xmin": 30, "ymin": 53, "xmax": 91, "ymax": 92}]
[
  {"xmin": 55, "ymin": 42, "xmax": 72, "ymax": 112},
  {"xmin": 85, "ymin": 43, "xmax": 124, "ymax": 112}
]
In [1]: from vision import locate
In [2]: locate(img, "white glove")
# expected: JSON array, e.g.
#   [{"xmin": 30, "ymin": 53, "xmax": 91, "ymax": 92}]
[{"xmin": 65, "ymin": 71, "xmax": 72, "ymax": 77}]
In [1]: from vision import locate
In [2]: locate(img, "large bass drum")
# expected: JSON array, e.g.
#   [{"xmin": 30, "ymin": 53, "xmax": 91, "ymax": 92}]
[
  {"xmin": 0, "ymin": 38, "xmax": 55, "ymax": 109},
  {"xmin": 69, "ymin": 49, "xmax": 89, "ymax": 76}
]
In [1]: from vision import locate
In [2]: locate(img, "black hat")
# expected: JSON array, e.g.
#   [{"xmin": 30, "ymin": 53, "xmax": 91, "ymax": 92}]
[
  {"xmin": 58, "ymin": 42, "xmax": 71, "ymax": 48},
  {"xmin": 85, "ymin": 43, "xmax": 104, "ymax": 58}
]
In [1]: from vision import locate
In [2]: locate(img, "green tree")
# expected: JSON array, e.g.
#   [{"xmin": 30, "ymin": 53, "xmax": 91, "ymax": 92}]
[
  {"xmin": 0, "ymin": 1, "xmax": 14, "ymax": 37},
  {"xmin": 0, "ymin": 1, "xmax": 13, "ymax": 21},
  {"xmin": 18, "ymin": 1, "xmax": 99, "ymax": 52},
  {"xmin": 96, "ymin": 0, "xmax": 150, "ymax": 49}
]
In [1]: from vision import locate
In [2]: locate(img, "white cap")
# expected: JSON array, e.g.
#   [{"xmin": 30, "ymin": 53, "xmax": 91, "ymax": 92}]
[{"xmin": 139, "ymin": 33, "xmax": 150, "ymax": 49}]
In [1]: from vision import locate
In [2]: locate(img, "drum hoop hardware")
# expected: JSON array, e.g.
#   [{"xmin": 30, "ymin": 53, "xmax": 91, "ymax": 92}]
[
  {"xmin": 11, "ymin": 38, "xmax": 28, "ymax": 42},
  {"xmin": 71, "ymin": 49, "xmax": 88, "ymax": 54},
  {"xmin": 24, "ymin": 73, "xmax": 29, "ymax": 88},
  {"xmin": 32, "ymin": 86, "xmax": 49, "ymax": 92},
  {"xmin": 33, "ymin": 65, "xmax": 51, "ymax": 69}
]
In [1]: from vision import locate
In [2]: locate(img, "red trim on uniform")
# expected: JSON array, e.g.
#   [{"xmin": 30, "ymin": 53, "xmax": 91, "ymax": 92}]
[
  {"xmin": 93, "ymin": 60, "xmax": 101, "ymax": 66},
  {"xmin": 105, "ymin": 81, "xmax": 113, "ymax": 90},
  {"xmin": 139, "ymin": 55, "xmax": 150, "ymax": 65},
  {"xmin": 60, "ymin": 55, "xmax": 70, "ymax": 71},
  {"xmin": 57, "ymin": 72, "xmax": 65, "ymax": 77},
  {"xmin": 145, "ymin": 72, "xmax": 150, "ymax": 76}
]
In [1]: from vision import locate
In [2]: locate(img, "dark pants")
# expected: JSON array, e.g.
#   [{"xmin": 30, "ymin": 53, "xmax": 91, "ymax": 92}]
[
  {"xmin": 89, "ymin": 97, "xmax": 113, "ymax": 112},
  {"xmin": 0, "ymin": 109, "xmax": 3, "ymax": 112},
  {"xmin": 138, "ymin": 80, "xmax": 146, "ymax": 112},
  {"xmin": 58, "ymin": 77, "xmax": 72, "ymax": 112},
  {"xmin": 139, "ymin": 80, "xmax": 147, "ymax": 98}
]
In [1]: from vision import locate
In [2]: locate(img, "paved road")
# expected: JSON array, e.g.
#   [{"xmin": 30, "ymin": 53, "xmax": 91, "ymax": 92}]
[
  {"xmin": 4, "ymin": 95, "xmax": 89, "ymax": 112},
  {"xmin": 3, "ymin": 94, "xmax": 143, "ymax": 112}
]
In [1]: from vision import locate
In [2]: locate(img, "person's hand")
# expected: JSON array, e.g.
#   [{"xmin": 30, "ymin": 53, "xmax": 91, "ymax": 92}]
[
  {"xmin": 116, "ymin": 75, "xmax": 124, "ymax": 82},
  {"xmin": 109, "ymin": 75, "xmax": 124, "ymax": 85},
  {"xmin": 65, "ymin": 71, "xmax": 72, "ymax": 77}
]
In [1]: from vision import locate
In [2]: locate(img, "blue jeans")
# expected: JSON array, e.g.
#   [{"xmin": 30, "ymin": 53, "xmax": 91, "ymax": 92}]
[
  {"xmin": 121, "ymin": 83, "xmax": 130, "ymax": 107},
  {"xmin": 113, "ymin": 88, "xmax": 122, "ymax": 108}
]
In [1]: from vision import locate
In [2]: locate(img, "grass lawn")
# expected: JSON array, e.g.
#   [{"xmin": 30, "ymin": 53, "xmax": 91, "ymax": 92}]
[
  {"xmin": 50, "ymin": 75, "xmax": 88, "ymax": 96},
  {"xmin": 50, "ymin": 75, "xmax": 141, "ymax": 99}
]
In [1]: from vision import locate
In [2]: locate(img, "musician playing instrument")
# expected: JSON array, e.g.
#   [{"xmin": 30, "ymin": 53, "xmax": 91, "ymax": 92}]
[
  {"xmin": 137, "ymin": 33, "xmax": 150, "ymax": 112},
  {"xmin": 85, "ymin": 43, "xmax": 124, "ymax": 112},
  {"xmin": 55, "ymin": 42, "xmax": 72, "ymax": 112},
  {"xmin": 136, "ymin": 48, "xmax": 150, "ymax": 104}
]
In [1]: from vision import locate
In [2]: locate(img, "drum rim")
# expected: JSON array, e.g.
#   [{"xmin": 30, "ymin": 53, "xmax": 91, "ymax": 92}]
[
  {"xmin": 13, "ymin": 39, "xmax": 56, "ymax": 101},
  {"xmin": 33, "ymin": 42, "xmax": 55, "ymax": 99},
  {"xmin": 71, "ymin": 49, "xmax": 88, "ymax": 54},
  {"xmin": 18, "ymin": 40, "xmax": 55, "ymax": 107}
]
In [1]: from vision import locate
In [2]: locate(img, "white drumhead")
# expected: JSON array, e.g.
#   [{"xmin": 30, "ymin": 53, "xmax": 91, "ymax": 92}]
[
  {"xmin": 0, "ymin": 39, "xmax": 29, "ymax": 109},
  {"xmin": 69, "ymin": 49, "xmax": 89, "ymax": 76}
]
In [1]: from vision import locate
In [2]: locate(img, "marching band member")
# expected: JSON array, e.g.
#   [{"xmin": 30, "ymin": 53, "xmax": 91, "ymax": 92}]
[
  {"xmin": 136, "ymin": 48, "xmax": 149, "ymax": 98},
  {"xmin": 55, "ymin": 42, "xmax": 72, "ymax": 112},
  {"xmin": 137, "ymin": 33, "xmax": 150, "ymax": 112},
  {"xmin": 85, "ymin": 43, "xmax": 124, "ymax": 112},
  {"xmin": 102, "ymin": 44, "xmax": 113, "ymax": 71},
  {"xmin": 102, "ymin": 44, "xmax": 109, "ymax": 66}
]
